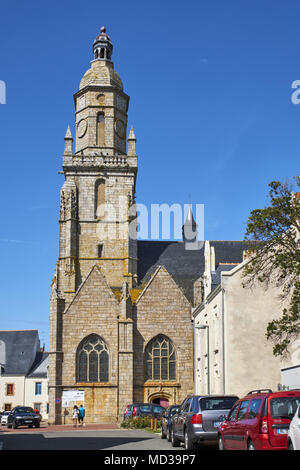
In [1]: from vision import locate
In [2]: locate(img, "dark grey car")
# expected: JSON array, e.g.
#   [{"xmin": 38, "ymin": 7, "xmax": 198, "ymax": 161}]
[{"xmin": 170, "ymin": 395, "xmax": 239, "ymax": 450}]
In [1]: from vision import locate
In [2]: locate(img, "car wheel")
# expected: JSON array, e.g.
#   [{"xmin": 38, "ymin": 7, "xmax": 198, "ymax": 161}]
[
  {"xmin": 35, "ymin": 423, "xmax": 40, "ymax": 428},
  {"xmin": 161, "ymin": 426, "xmax": 166, "ymax": 439},
  {"xmin": 171, "ymin": 428, "xmax": 181, "ymax": 447},
  {"xmin": 184, "ymin": 429, "xmax": 196, "ymax": 450},
  {"xmin": 248, "ymin": 440, "xmax": 255, "ymax": 450},
  {"xmin": 13, "ymin": 422, "xmax": 18, "ymax": 429},
  {"xmin": 167, "ymin": 427, "xmax": 171, "ymax": 442},
  {"xmin": 218, "ymin": 435, "xmax": 225, "ymax": 450}
]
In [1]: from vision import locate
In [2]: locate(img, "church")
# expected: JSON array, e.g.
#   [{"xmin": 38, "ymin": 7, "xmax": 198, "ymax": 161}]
[{"xmin": 48, "ymin": 28, "xmax": 247, "ymax": 424}]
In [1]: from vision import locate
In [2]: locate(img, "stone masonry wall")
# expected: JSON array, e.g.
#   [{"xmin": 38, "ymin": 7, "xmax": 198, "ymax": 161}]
[{"xmin": 134, "ymin": 267, "xmax": 194, "ymax": 406}]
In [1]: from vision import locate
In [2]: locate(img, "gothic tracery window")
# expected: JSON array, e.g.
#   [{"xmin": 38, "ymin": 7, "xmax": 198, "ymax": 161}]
[
  {"xmin": 145, "ymin": 335, "xmax": 176, "ymax": 382},
  {"xmin": 77, "ymin": 334, "xmax": 109, "ymax": 382}
]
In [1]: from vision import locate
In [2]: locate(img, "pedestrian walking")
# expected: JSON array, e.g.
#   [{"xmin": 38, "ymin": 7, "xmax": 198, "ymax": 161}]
[
  {"xmin": 72, "ymin": 405, "xmax": 79, "ymax": 427},
  {"xmin": 78, "ymin": 404, "xmax": 85, "ymax": 427}
]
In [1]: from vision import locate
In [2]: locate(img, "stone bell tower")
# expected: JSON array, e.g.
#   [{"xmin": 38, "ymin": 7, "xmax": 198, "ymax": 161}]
[
  {"xmin": 58, "ymin": 26, "xmax": 138, "ymax": 298},
  {"xmin": 48, "ymin": 28, "xmax": 137, "ymax": 424}
]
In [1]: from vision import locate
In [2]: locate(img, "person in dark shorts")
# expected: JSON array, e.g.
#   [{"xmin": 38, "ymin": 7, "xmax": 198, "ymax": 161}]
[{"xmin": 78, "ymin": 404, "xmax": 85, "ymax": 427}]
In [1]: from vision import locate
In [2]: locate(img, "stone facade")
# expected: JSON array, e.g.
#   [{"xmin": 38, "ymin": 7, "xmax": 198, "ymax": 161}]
[{"xmin": 48, "ymin": 28, "xmax": 194, "ymax": 425}]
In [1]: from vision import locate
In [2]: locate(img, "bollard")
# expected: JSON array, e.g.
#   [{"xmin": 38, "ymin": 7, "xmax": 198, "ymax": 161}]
[
  {"xmin": 150, "ymin": 417, "xmax": 153, "ymax": 429},
  {"xmin": 154, "ymin": 418, "xmax": 157, "ymax": 432}
]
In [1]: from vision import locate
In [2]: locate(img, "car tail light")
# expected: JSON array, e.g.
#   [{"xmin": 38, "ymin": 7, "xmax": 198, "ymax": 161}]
[
  {"xmin": 133, "ymin": 407, "xmax": 137, "ymax": 417},
  {"xmin": 259, "ymin": 416, "xmax": 268, "ymax": 434},
  {"xmin": 190, "ymin": 414, "xmax": 202, "ymax": 424}
]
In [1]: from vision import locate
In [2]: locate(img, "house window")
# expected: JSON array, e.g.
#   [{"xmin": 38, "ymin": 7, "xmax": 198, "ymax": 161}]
[
  {"xmin": 35, "ymin": 382, "xmax": 42, "ymax": 395},
  {"xmin": 76, "ymin": 334, "xmax": 109, "ymax": 383},
  {"xmin": 145, "ymin": 335, "xmax": 176, "ymax": 381},
  {"xmin": 4, "ymin": 404, "xmax": 11, "ymax": 411},
  {"xmin": 6, "ymin": 384, "xmax": 14, "ymax": 396}
]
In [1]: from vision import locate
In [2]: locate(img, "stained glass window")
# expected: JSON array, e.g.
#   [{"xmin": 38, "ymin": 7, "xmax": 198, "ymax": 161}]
[
  {"xmin": 145, "ymin": 336, "xmax": 176, "ymax": 381},
  {"xmin": 77, "ymin": 335, "xmax": 109, "ymax": 382}
]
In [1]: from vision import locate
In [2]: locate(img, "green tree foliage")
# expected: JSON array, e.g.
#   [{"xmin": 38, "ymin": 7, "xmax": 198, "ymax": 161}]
[{"xmin": 243, "ymin": 178, "xmax": 300, "ymax": 356}]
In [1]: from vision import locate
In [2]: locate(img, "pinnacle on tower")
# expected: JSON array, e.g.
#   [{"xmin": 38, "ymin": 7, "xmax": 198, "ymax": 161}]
[
  {"xmin": 127, "ymin": 127, "xmax": 137, "ymax": 156},
  {"xmin": 64, "ymin": 125, "xmax": 73, "ymax": 155},
  {"xmin": 65, "ymin": 125, "xmax": 72, "ymax": 139}
]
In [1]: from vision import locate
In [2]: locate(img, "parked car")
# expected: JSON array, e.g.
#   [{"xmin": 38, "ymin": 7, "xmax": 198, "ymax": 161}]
[
  {"xmin": 7, "ymin": 406, "xmax": 41, "ymax": 429},
  {"xmin": 124, "ymin": 403, "xmax": 166, "ymax": 420},
  {"xmin": 287, "ymin": 404, "xmax": 300, "ymax": 450},
  {"xmin": 1, "ymin": 411, "xmax": 11, "ymax": 426},
  {"xmin": 170, "ymin": 394, "xmax": 239, "ymax": 450},
  {"xmin": 161, "ymin": 405, "xmax": 180, "ymax": 441},
  {"xmin": 218, "ymin": 389, "xmax": 300, "ymax": 450}
]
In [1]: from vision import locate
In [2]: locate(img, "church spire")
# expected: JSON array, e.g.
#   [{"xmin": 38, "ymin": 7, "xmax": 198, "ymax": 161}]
[
  {"xmin": 182, "ymin": 205, "xmax": 198, "ymax": 248},
  {"xmin": 93, "ymin": 26, "xmax": 113, "ymax": 61}
]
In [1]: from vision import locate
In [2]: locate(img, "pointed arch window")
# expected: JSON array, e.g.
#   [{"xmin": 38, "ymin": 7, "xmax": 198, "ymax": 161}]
[
  {"xmin": 145, "ymin": 335, "xmax": 176, "ymax": 382},
  {"xmin": 77, "ymin": 334, "xmax": 109, "ymax": 382}
]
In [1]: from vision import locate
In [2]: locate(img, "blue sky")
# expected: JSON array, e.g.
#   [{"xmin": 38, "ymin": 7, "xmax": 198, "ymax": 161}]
[{"xmin": 0, "ymin": 0, "xmax": 299, "ymax": 348}]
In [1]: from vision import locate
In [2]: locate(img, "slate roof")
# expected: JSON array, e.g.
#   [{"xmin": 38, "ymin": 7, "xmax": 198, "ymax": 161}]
[
  {"xmin": 27, "ymin": 352, "xmax": 49, "ymax": 378},
  {"xmin": 0, "ymin": 330, "xmax": 41, "ymax": 376},
  {"xmin": 137, "ymin": 240, "xmax": 250, "ymax": 304},
  {"xmin": 211, "ymin": 264, "xmax": 238, "ymax": 291}
]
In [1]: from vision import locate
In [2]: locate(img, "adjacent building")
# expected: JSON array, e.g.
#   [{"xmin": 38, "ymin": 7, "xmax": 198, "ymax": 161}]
[
  {"xmin": 193, "ymin": 241, "xmax": 300, "ymax": 397},
  {"xmin": 0, "ymin": 330, "xmax": 49, "ymax": 419}
]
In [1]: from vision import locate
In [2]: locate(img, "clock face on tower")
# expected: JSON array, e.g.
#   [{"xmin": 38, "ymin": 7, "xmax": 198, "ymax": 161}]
[
  {"xmin": 114, "ymin": 119, "xmax": 125, "ymax": 139},
  {"xmin": 77, "ymin": 118, "xmax": 88, "ymax": 138}
]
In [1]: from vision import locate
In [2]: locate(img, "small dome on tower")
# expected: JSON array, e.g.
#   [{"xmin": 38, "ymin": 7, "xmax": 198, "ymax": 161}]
[
  {"xmin": 79, "ymin": 27, "xmax": 123, "ymax": 91},
  {"xmin": 93, "ymin": 26, "xmax": 113, "ymax": 61}
]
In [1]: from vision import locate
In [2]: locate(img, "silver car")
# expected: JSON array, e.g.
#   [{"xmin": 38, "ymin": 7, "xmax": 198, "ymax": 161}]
[{"xmin": 170, "ymin": 395, "xmax": 239, "ymax": 450}]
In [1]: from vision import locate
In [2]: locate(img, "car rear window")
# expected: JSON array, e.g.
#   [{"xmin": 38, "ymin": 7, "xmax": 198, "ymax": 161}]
[
  {"xmin": 139, "ymin": 405, "xmax": 152, "ymax": 412},
  {"xmin": 200, "ymin": 397, "xmax": 238, "ymax": 411},
  {"xmin": 270, "ymin": 396, "xmax": 300, "ymax": 419}
]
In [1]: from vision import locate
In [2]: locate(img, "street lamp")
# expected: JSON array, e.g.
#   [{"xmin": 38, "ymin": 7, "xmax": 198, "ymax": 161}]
[{"xmin": 195, "ymin": 324, "xmax": 210, "ymax": 394}]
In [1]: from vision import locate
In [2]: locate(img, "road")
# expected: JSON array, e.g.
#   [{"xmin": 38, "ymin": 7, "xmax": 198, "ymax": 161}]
[{"xmin": 0, "ymin": 427, "xmax": 218, "ymax": 451}]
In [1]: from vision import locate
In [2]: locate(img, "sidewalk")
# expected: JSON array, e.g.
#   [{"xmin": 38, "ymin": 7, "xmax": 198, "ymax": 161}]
[{"xmin": 0, "ymin": 422, "xmax": 119, "ymax": 434}]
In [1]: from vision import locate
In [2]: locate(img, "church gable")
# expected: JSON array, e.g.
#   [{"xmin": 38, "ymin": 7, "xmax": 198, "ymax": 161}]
[
  {"xmin": 64, "ymin": 266, "xmax": 119, "ymax": 330},
  {"xmin": 64, "ymin": 264, "xmax": 119, "ymax": 319},
  {"xmin": 133, "ymin": 266, "xmax": 194, "ymax": 403},
  {"xmin": 61, "ymin": 265, "xmax": 120, "ymax": 387},
  {"xmin": 136, "ymin": 265, "xmax": 191, "ymax": 310}
]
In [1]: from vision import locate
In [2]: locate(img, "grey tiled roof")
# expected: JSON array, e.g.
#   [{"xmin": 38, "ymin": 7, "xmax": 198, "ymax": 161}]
[
  {"xmin": 27, "ymin": 352, "xmax": 49, "ymax": 378},
  {"xmin": 211, "ymin": 264, "xmax": 238, "ymax": 290},
  {"xmin": 0, "ymin": 330, "xmax": 40, "ymax": 376},
  {"xmin": 137, "ymin": 240, "xmax": 250, "ymax": 304}
]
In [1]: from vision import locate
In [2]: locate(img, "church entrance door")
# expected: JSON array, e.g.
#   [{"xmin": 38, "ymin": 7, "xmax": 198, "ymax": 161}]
[{"xmin": 152, "ymin": 397, "xmax": 169, "ymax": 407}]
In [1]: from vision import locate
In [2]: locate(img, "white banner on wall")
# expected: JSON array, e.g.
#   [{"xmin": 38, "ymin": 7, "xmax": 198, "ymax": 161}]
[{"xmin": 62, "ymin": 390, "xmax": 85, "ymax": 407}]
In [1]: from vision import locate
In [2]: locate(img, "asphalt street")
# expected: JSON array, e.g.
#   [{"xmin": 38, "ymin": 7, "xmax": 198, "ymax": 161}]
[{"xmin": 0, "ymin": 428, "xmax": 218, "ymax": 451}]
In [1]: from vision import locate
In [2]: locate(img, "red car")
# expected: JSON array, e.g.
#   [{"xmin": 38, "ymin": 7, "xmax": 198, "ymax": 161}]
[{"xmin": 218, "ymin": 389, "xmax": 300, "ymax": 450}]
